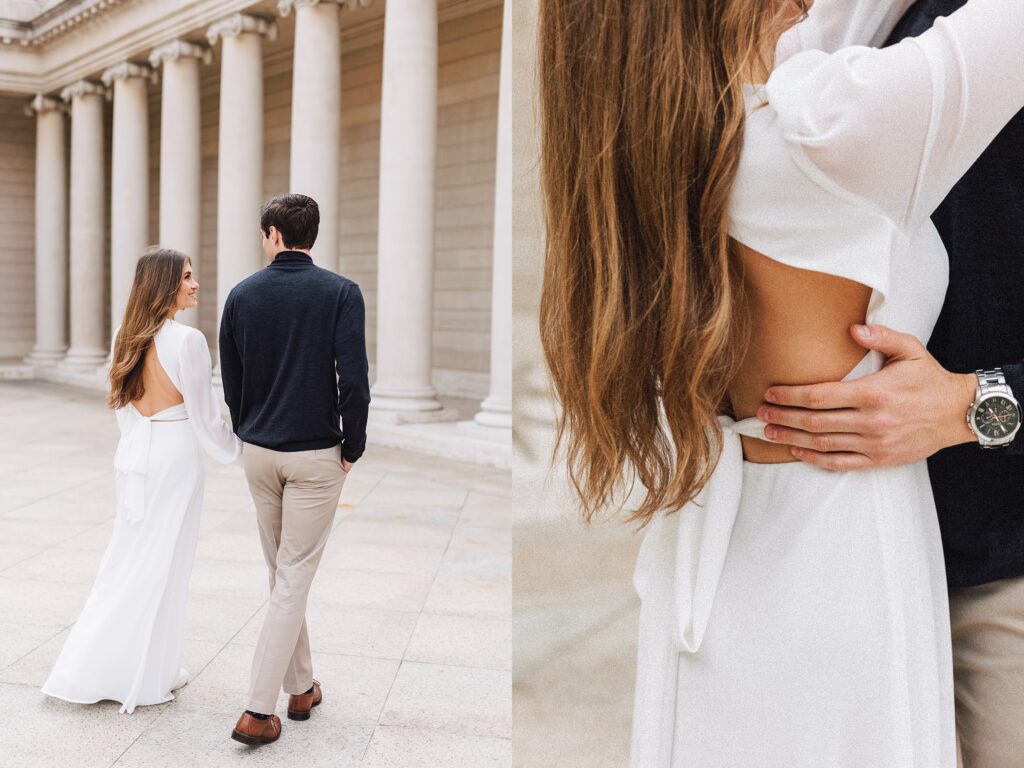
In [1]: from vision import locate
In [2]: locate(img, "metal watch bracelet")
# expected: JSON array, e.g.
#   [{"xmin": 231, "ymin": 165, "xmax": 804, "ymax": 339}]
[{"xmin": 968, "ymin": 368, "xmax": 1022, "ymax": 448}]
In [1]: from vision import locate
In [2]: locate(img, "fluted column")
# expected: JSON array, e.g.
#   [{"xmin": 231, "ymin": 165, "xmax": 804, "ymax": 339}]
[
  {"xmin": 149, "ymin": 41, "xmax": 210, "ymax": 328},
  {"xmin": 371, "ymin": 0, "xmax": 443, "ymax": 419},
  {"xmin": 59, "ymin": 80, "xmax": 108, "ymax": 371},
  {"xmin": 102, "ymin": 62, "xmax": 155, "ymax": 331},
  {"xmin": 473, "ymin": 0, "xmax": 511, "ymax": 429},
  {"xmin": 208, "ymin": 14, "xmax": 277, "ymax": 339},
  {"xmin": 25, "ymin": 95, "xmax": 69, "ymax": 366}
]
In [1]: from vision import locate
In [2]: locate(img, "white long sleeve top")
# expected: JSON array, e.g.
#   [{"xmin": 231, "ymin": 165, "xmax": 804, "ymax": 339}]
[
  {"xmin": 632, "ymin": 1, "xmax": 1024, "ymax": 765},
  {"xmin": 111, "ymin": 320, "xmax": 242, "ymax": 524}
]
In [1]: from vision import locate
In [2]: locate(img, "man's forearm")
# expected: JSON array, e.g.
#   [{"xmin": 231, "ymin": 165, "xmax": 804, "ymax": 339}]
[{"xmin": 338, "ymin": 382, "xmax": 370, "ymax": 463}]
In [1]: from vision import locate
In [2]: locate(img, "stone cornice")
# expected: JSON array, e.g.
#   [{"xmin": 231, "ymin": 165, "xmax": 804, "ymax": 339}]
[
  {"xmin": 59, "ymin": 78, "xmax": 106, "ymax": 102},
  {"xmin": 277, "ymin": 0, "xmax": 373, "ymax": 17},
  {"xmin": 23, "ymin": 92, "xmax": 66, "ymax": 116},
  {"xmin": 206, "ymin": 13, "xmax": 277, "ymax": 46},
  {"xmin": 148, "ymin": 39, "xmax": 212, "ymax": 68},
  {"xmin": 100, "ymin": 59, "xmax": 155, "ymax": 86},
  {"xmin": 0, "ymin": 0, "xmax": 496, "ymax": 94},
  {"xmin": 2, "ymin": 0, "xmax": 129, "ymax": 49}
]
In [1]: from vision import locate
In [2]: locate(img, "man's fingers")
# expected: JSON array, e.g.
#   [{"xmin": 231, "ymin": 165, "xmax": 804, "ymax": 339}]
[
  {"xmin": 759, "ymin": 405, "xmax": 860, "ymax": 435},
  {"xmin": 790, "ymin": 447, "xmax": 875, "ymax": 471},
  {"xmin": 851, "ymin": 323, "xmax": 926, "ymax": 360},
  {"xmin": 762, "ymin": 425, "xmax": 863, "ymax": 454},
  {"xmin": 764, "ymin": 380, "xmax": 865, "ymax": 409}
]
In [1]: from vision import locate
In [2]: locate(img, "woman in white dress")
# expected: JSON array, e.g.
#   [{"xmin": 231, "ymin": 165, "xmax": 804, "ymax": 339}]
[
  {"xmin": 538, "ymin": 0, "xmax": 1024, "ymax": 765},
  {"xmin": 42, "ymin": 247, "xmax": 242, "ymax": 714}
]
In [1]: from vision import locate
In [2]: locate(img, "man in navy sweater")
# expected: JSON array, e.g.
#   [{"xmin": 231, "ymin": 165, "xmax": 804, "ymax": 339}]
[
  {"xmin": 760, "ymin": 2, "xmax": 1024, "ymax": 765},
  {"xmin": 219, "ymin": 193, "xmax": 371, "ymax": 745}
]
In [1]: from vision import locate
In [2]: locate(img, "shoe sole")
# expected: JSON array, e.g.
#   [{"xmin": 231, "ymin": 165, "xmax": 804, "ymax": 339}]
[
  {"xmin": 287, "ymin": 696, "xmax": 322, "ymax": 721},
  {"xmin": 231, "ymin": 728, "xmax": 280, "ymax": 746}
]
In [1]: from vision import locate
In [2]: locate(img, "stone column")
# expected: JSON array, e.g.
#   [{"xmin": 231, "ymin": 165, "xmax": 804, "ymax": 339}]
[
  {"xmin": 24, "ymin": 95, "xmax": 68, "ymax": 366},
  {"xmin": 149, "ymin": 40, "xmax": 211, "ymax": 328},
  {"xmin": 279, "ymin": 0, "xmax": 330, "ymax": 270},
  {"xmin": 59, "ymin": 80, "xmax": 109, "ymax": 371},
  {"xmin": 371, "ymin": 0, "xmax": 444, "ymax": 420},
  {"xmin": 277, "ymin": 0, "xmax": 370, "ymax": 271},
  {"xmin": 207, "ymin": 14, "xmax": 277, "ymax": 337},
  {"xmin": 473, "ymin": 0, "xmax": 512, "ymax": 429},
  {"xmin": 102, "ymin": 62, "xmax": 155, "ymax": 331},
  {"xmin": 278, "ymin": 0, "xmax": 370, "ymax": 272}
]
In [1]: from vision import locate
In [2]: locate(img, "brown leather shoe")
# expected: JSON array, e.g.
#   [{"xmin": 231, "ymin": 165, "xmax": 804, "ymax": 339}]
[
  {"xmin": 231, "ymin": 712, "xmax": 281, "ymax": 745},
  {"xmin": 287, "ymin": 680, "xmax": 322, "ymax": 721}
]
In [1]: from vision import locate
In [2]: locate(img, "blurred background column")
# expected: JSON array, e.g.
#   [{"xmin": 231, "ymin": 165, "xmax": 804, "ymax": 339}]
[
  {"xmin": 149, "ymin": 40, "xmax": 211, "ymax": 329},
  {"xmin": 24, "ymin": 95, "xmax": 68, "ymax": 367},
  {"xmin": 59, "ymin": 80, "xmax": 108, "ymax": 371},
  {"xmin": 370, "ymin": 0, "xmax": 445, "ymax": 421},
  {"xmin": 473, "ymin": 0, "xmax": 512, "ymax": 430},
  {"xmin": 102, "ymin": 62, "xmax": 154, "ymax": 333}
]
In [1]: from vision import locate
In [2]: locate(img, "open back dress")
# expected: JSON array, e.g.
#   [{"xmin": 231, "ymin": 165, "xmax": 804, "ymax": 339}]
[
  {"xmin": 629, "ymin": 1, "xmax": 1024, "ymax": 765},
  {"xmin": 42, "ymin": 319, "xmax": 241, "ymax": 714}
]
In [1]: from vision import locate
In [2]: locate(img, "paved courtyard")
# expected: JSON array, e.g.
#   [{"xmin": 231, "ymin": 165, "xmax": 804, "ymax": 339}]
[
  {"xmin": 0, "ymin": 380, "xmax": 511, "ymax": 768},
  {"xmin": 513, "ymin": 518, "xmax": 639, "ymax": 768}
]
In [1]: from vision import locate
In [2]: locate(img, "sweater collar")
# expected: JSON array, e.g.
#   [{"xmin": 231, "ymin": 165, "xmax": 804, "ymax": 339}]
[{"xmin": 271, "ymin": 250, "xmax": 313, "ymax": 266}]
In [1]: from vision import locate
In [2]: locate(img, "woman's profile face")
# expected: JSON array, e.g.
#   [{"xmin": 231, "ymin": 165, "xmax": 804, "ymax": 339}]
[{"xmin": 175, "ymin": 260, "xmax": 199, "ymax": 312}]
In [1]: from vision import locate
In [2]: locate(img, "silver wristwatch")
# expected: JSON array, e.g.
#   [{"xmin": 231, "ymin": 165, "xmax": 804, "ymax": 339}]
[{"xmin": 965, "ymin": 368, "xmax": 1022, "ymax": 448}]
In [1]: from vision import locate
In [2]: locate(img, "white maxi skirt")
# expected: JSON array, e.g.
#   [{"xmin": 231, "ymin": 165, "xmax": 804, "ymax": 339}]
[
  {"xmin": 42, "ymin": 411, "xmax": 203, "ymax": 714},
  {"xmin": 632, "ymin": 416, "xmax": 956, "ymax": 767}
]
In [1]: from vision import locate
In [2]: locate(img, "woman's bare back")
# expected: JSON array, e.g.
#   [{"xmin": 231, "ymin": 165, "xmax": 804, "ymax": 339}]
[
  {"xmin": 728, "ymin": 240, "xmax": 872, "ymax": 463},
  {"xmin": 130, "ymin": 344, "xmax": 184, "ymax": 417}
]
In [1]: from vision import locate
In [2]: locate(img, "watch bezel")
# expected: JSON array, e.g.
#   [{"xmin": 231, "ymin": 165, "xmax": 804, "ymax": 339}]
[{"xmin": 969, "ymin": 390, "xmax": 1023, "ymax": 445}]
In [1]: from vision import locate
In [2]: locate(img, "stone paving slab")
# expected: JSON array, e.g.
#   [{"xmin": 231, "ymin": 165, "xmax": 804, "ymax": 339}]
[
  {"xmin": 513, "ymin": 519, "xmax": 642, "ymax": 768},
  {"xmin": 0, "ymin": 381, "xmax": 511, "ymax": 767}
]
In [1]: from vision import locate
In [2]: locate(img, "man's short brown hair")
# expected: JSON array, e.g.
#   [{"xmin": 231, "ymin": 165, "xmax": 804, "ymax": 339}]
[{"xmin": 260, "ymin": 194, "xmax": 320, "ymax": 250}]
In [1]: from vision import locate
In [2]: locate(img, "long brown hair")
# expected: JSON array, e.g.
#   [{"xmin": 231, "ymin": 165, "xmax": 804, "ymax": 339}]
[
  {"xmin": 108, "ymin": 247, "xmax": 189, "ymax": 409},
  {"xmin": 538, "ymin": 1, "xmax": 803, "ymax": 524}
]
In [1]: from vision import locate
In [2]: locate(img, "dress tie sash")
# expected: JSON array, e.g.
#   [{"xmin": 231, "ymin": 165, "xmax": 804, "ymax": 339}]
[
  {"xmin": 629, "ymin": 415, "xmax": 766, "ymax": 767},
  {"xmin": 113, "ymin": 404, "xmax": 188, "ymax": 525}
]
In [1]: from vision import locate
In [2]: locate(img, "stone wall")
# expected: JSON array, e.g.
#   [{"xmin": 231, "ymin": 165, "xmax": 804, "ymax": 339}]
[{"xmin": 0, "ymin": 95, "xmax": 36, "ymax": 359}]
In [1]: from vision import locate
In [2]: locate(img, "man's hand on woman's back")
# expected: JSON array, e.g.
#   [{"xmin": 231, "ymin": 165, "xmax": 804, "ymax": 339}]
[{"xmin": 757, "ymin": 323, "xmax": 977, "ymax": 470}]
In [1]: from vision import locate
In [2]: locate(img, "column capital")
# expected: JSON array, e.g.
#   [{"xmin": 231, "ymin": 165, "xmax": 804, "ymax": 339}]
[
  {"xmin": 101, "ymin": 61, "xmax": 158, "ymax": 87},
  {"xmin": 278, "ymin": 0, "xmax": 372, "ymax": 16},
  {"xmin": 149, "ymin": 39, "xmax": 213, "ymax": 67},
  {"xmin": 60, "ymin": 80, "xmax": 108, "ymax": 103},
  {"xmin": 24, "ymin": 93, "xmax": 67, "ymax": 117},
  {"xmin": 206, "ymin": 13, "xmax": 278, "ymax": 46}
]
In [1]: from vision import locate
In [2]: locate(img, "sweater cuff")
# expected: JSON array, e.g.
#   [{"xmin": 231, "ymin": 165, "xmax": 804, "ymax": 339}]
[{"xmin": 999, "ymin": 362, "xmax": 1024, "ymax": 455}]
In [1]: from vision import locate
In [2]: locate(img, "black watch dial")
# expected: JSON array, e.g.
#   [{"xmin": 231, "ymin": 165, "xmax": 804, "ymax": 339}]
[{"xmin": 973, "ymin": 396, "xmax": 1021, "ymax": 440}]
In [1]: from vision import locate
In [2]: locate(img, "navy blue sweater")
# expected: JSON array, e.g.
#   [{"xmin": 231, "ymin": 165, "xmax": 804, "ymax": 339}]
[
  {"xmin": 888, "ymin": 1, "xmax": 1024, "ymax": 588},
  {"xmin": 218, "ymin": 251, "xmax": 371, "ymax": 463}
]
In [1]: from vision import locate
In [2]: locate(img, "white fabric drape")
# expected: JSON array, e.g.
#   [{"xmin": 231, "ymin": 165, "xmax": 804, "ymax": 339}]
[{"xmin": 43, "ymin": 320, "xmax": 240, "ymax": 713}]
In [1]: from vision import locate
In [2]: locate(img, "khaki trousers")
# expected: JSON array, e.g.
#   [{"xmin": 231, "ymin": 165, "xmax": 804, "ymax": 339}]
[
  {"xmin": 241, "ymin": 442, "xmax": 347, "ymax": 715},
  {"xmin": 950, "ymin": 574, "xmax": 1024, "ymax": 768}
]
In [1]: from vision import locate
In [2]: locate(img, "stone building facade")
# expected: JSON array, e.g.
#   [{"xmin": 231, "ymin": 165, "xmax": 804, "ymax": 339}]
[{"xmin": 0, "ymin": 0, "xmax": 510, "ymax": 451}]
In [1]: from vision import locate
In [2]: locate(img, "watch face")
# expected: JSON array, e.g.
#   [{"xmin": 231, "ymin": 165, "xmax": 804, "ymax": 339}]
[{"xmin": 973, "ymin": 396, "xmax": 1021, "ymax": 440}]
